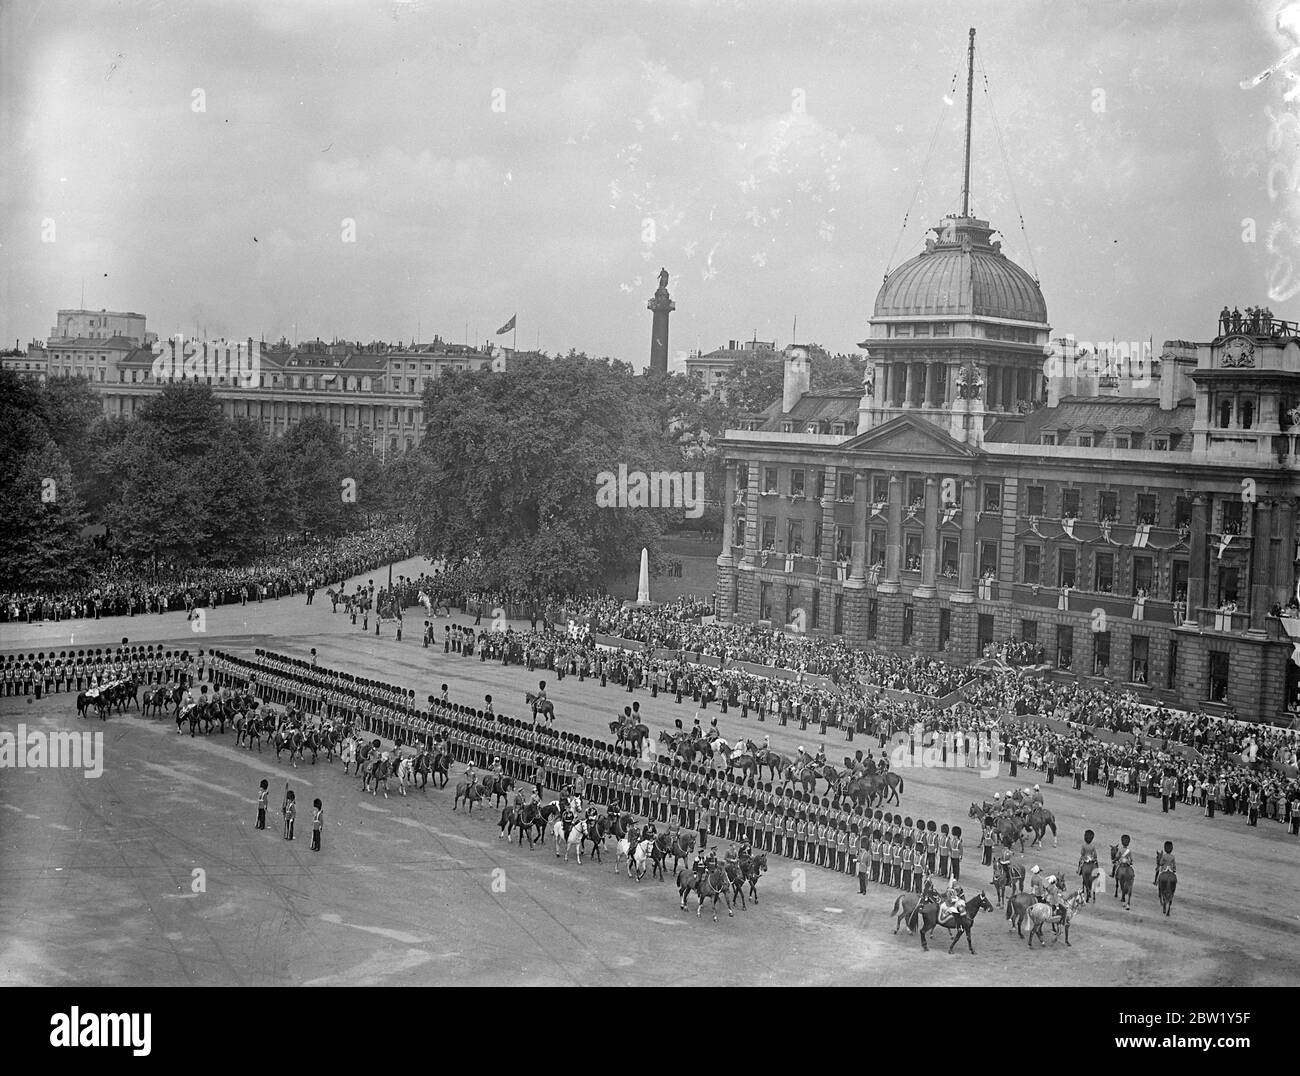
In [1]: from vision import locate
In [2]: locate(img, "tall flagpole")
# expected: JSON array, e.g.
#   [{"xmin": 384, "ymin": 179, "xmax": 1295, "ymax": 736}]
[
  {"xmin": 961, "ymin": 27, "xmax": 976, "ymax": 218},
  {"xmin": 513, "ymin": 320, "xmax": 517, "ymax": 354}
]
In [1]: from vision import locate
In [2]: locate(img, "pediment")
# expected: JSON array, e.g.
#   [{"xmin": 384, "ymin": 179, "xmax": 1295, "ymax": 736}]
[{"xmin": 839, "ymin": 414, "xmax": 984, "ymax": 458}]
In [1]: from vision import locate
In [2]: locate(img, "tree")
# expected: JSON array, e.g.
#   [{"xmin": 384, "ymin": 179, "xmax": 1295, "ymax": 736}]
[
  {"xmin": 720, "ymin": 351, "xmax": 783, "ymax": 415},
  {"xmin": 414, "ymin": 354, "xmax": 680, "ymax": 591}
]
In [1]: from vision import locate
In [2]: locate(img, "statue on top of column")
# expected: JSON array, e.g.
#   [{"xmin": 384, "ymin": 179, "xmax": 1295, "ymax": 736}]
[{"xmin": 657, "ymin": 267, "xmax": 670, "ymax": 291}]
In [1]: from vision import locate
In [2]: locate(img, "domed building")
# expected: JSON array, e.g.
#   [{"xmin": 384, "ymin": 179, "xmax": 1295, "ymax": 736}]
[
  {"xmin": 858, "ymin": 214, "xmax": 1051, "ymax": 445},
  {"xmin": 713, "ymin": 33, "xmax": 1300, "ymax": 725}
]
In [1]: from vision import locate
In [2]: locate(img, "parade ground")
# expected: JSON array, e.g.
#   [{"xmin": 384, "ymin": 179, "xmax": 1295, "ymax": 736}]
[{"xmin": 2, "ymin": 558, "xmax": 1298, "ymax": 987}]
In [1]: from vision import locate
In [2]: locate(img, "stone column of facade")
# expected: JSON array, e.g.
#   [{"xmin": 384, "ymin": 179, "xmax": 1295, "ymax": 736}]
[
  {"xmin": 911, "ymin": 475, "xmax": 941, "ymax": 650},
  {"xmin": 1186, "ymin": 494, "xmax": 1209, "ymax": 625},
  {"xmin": 843, "ymin": 470, "xmax": 870, "ymax": 645},
  {"xmin": 1246, "ymin": 498, "xmax": 1271, "ymax": 635},
  {"xmin": 817, "ymin": 466, "xmax": 838, "ymax": 633},
  {"xmin": 943, "ymin": 478, "xmax": 977, "ymax": 663},
  {"xmin": 737, "ymin": 460, "xmax": 762, "ymax": 622},
  {"xmin": 880, "ymin": 473, "xmax": 903, "ymax": 591},
  {"xmin": 915, "ymin": 475, "xmax": 939, "ymax": 598},
  {"xmin": 716, "ymin": 460, "xmax": 738, "ymax": 621}
]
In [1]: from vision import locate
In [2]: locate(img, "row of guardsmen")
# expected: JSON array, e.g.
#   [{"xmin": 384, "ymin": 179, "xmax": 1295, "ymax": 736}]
[
  {"xmin": 0, "ymin": 644, "xmax": 205, "ymax": 697},
  {"xmin": 211, "ymin": 648, "xmax": 969, "ymax": 887}
]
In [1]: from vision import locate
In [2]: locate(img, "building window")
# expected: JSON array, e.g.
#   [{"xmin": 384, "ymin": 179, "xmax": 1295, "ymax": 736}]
[
  {"xmin": 1153, "ymin": 437, "xmax": 1168, "ymax": 450},
  {"xmin": 1167, "ymin": 639, "xmax": 1178, "ymax": 689},
  {"xmin": 1174, "ymin": 496, "xmax": 1192, "ymax": 527},
  {"xmin": 933, "ymin": 323, "xmax": 951, "ymax": 336},
  {"xmin": 763, "ymin": 467, "xmax": 778, "ymax": 494},
  {"xmin": 1058, "ymin": 548, "xmax": 1077, "ymax": 589},
  {"xmin": 1061, "ymin": 488, "xmax": 1081, "ymax": 519},
  {"xmin": 1172, "ymin": 559, "xmax": 1189, "ymax": 605},
  {"xmin": 1132, "ymin": 555, "xmax": 1153, "ymax": 595},
  {"xmin": 1136, "ymin": 493, "xmax": 1157, "ymax": 526},
  {"xmin": 904, "ymin": 533, "xmax": 922, "ymax": 571},
  {"xmin": 872, "ymin": 475, "xmax": 889, "ymax": 503},
  {"xmin": 733, "ymin": 516, "xmax": 746, "ymax": 547},
  {"xmin": 815, "ymin": 471, "xmax": 826, "ymax": 499},
  {"xmin": 811, "ymin": 587, "xmax": 820, "ymax": 630},
  {"xmin": 1221, "ymin": 499, "xmax": 1243, "ymax": 534},
  {"xmin": 1130, "ymin": 431, "xmax": 1144, "ymax": 449},
  {"xmin": 941, "ymin": 537, "xmax": 959, "ymax": 577},
  {"xmin": 1098, "ymin": 490, "xmax": 1118, "ymax": 521},
  {"xmin": 760, "ymin": 518, "xmax": 776, "ymax": 550},
  {"xmin": 939, "ymin": 607, "xmax": 951, "ymax": 648},
  {"xmin": 1022, "ymin": 545, "xmax": 1041, "ymax": 585},
  {"xmin": 1040, "ymin": 433, "xmax": 1056, "ymax": 446},
  {"xmin": 869, "ymin": 529, "xmax": 885, "ymax": 567},
  {"xmin": 838, "ymin": 472, "xmax": 854, "ymax": 500},
  {"xmin": 1218, "ymin": 566, "xmax": 1239, "ymax": 606},
  {"xmin": 1131, "ymin": 635, "xmax": 1149, "ymax": 684},
  {"xmin": 1208, "ymin": 651, "xmax": 1230, "ymax": 702},
  {"xmin": 867, "ymin": 599, "xmax": 878, "ymax": 640},
  {"xmin": 1093, "ymin": 631, "xmax": 1111, "ymax": 676},
  {"xmin": 813, "ymin": 522, "xmax": 823, "ymax": 557},
  {"xmin": 1056, "ymin": 625, "xmax": 1074, "ymax": 670},
  {"xmin": 902, "ymin": 604, "xmax": 914, "ymax": 645},
  {"xmin": 790, "ymin": 469, "xmax": 805, "ymax": 497},
  {"xmin": 1114, "ymin": 435, "xmax": 1129, "ymax": 450},
  {"xmin": 1076, "ymin": 434, "xmax": 1092, "ymax": 448},
  {"xmin": 1026, "ymin": 486, "xmax": 1045, "ymax": 516},
  {"xmin": 1094, "ymin": 551, "xmax": 1114, "ymax": 593},
  {"xmin": 983, "ymin": 483, "xmax": 1002, "ymax": 512},
  {"xmin": 1218, "ymin": 399, "xmax": 1232, "ymax": 428},
  {"xmin": 787, "ymin": 520, "xmax": 804, "ymax": 555},
  {"xmin": 785, "ymin": 584, "xmax": 797, "ymax": 621},
  {"xmin": 908, "ymin": 477, "xmax": 924, "ymax": 506},
  {"xmin": 833, "ymin": 594, "xmax": 844, "ymax": 635},
  {"xmin": 977, "ymin": 613, "xmax": 995, "ymax": 653},
  {"xmin": 1021, "ymin": 619, "xmax": 1038, "ymax": 645},
  {"xmin": 760, "ymin": 583, "xmax": 773, "ymax": 621},
  {"xmin": 834, "ymin": 525, "xmax": 851, "ymax": 561},
  {"xmin": 979, "ymin": 540, "xmax": 999, "ymax": 578}
]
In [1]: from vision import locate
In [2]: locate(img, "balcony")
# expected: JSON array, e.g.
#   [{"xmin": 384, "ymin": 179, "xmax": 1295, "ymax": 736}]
[{"xmin": 1195, "ymin": 607, "xmax": 1250, "ymax": 633}]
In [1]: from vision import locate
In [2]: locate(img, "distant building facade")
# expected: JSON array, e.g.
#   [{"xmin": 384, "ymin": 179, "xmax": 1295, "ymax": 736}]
[{"xmin": 715, "ymin": 213, "xmax": 1300, "ymax": 726}]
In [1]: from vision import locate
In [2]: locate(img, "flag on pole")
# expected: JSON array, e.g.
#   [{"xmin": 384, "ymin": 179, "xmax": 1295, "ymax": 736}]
[{"xmin": 496, "ymin": 314, "xmax": 516, "ymax": 335}]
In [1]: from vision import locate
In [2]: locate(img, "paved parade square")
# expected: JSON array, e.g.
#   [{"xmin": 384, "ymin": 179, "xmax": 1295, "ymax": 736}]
[{"xmin": 2, "ymin": 559, "xmax": 1297, "ymax": 987}]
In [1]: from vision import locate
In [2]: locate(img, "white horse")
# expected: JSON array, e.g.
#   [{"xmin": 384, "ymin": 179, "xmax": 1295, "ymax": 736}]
[
  {"xmin": 627, "ymin": 838, "xmax": 655, "ymax": 880},
  {"xmin": 394, "ymin": 755, "xmax": 415, "ymax": 796},
  {"xmin": 553, "ymin": 819, "xmax": 589, "ymax": 863},
  {"xmin": 418, "ymin": 591, "xmax": 433, "ymax": 617}
]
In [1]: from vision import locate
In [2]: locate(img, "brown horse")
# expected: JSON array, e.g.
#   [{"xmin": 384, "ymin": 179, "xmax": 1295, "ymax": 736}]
[
  {"xmin": 892, "ymin": 891, "xmax": 995, "ymax": 953},
  {"xmin": 609, "ymin": 721, "xmax": 650, "ymax": 752},
  {"xmin": 1110, "ymin": 845, "xmax": 1135, "ymax": 910},
  {"xmin": 1157, "ymin": 869, "xmax": 1177, "ymax": 916},
  {"xmin": 992, "ymin": 861, "xmax": 1025, "ymax": 906}
]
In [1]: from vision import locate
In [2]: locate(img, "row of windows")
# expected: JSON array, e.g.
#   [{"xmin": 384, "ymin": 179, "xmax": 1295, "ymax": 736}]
[
  {"xmin": 885, "ymin": 324, "xmax": 1040, "ymax": 342},
  {"xmin": 752, "ymin": 585, "xmax": 1229, "ymax": 701},
  {"xmin": 746, "ymin": 466, "xmax": 1253, "ymax": 530},
  {"xmin": 1040, "ymin": 430, "xmax": 1182, "ymax": 450}
]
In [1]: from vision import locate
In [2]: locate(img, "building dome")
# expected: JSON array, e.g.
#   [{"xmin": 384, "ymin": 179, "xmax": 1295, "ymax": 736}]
[{"xmin": 874, "ymin": 216, "xmax": 1047, "ymax": 324}]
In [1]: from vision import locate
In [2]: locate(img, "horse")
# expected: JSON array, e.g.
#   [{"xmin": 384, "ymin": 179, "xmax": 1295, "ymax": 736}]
[
  {"xmin": 244, "ymin": 714, "xmax": 266, "ymax": 752},
  {"xmin": 1157, "ymin": 870, "xmax": 1177, "ymax": 916},
  {"xmin": 395, "ymin": 755, "xmax": 416, "ymax": 796},
  {"xmin": 1024, "ymin": 807, "xmax": 1058, "ymax": 847},
  {"xmin": 625, "ymin": 837, "xmax": 655, "ymax": 880},
  {"xmin": 609, "ymin": 721, "xmax": 650, "ymax": 752},
  {"xmin": 783, "ymin": 761, "xmax": 839, "ymax": 796},
  {"xmin": 1005, "ymin": 892, "xmax": 1042, "ymax": 939},
  {"xmin": 526, "ymin": 691, "xmax": 555, "ymax": 723},
  {"xmin": 992, "ymin": 861, "xmax": 1026, "ymax": 907},
  {"xmin": 370, "ymin": 755, "xmax": 392, "ymax": 798},
  {"xmin": 452, "ymin": 778, "xmax": 482, "ymax": 812},
  {"xmin": 580, "ymin": 815, "xmax": 609, "ymax": 863},
  {"xmin": 976, "ymin": 809, "xmax": 1027, "ymax": 852},
  {"xmin": 739, "ymin": 851, "xmax": 768, "ymax": 903},
  {"xmin": 676, "ymin": 867, "xmax": 699, "ymax": 909},
  {"xmin": 695, "ymin": 864, "xmax": 734, "ymax": 922},
  {"xmin": 1110, "ymin": 845, "xmax": 1135, "ymax": 910},
  {"xmin": 659, "ymin": 730, "xmax": 703, "ymax": 766},
  {"xmin": 726, "ymin": 751, "xmax": 760, "ymax": 782},
  {"xmin": 747, "ymin": 745, "xmax": 789, "ymax": 783},
  {"xmin": 554, "ymin": 819, "xmax": 589, "ymax": 863},
  {"xmin": 479, "ymin": 774, "xmax": 515, "ymax": 810},
  {"xmin": 723, "ymin": 861, "xmax": 748, "ymax": 911},
  {"xmin": 272, "ymin": 727, "xmax": 299, "ymax": 764},
  {"xmin": 892, "ymin": 891, "xmax": 995, "ymax": 953},
  {"xmin": 1080, "ymin": 859, "xmax": 1102, "ymax": 903},
  {"xmin": 655, "ymin": 831, "xmax": 696, "ymax": 875},
  {"xmin": 499, "ymin": 802, "xmax": 540, "ymax": 848},
  {"xmin": 1027, "ymin": 892, "xmax": 1083, "ymax": 947}
]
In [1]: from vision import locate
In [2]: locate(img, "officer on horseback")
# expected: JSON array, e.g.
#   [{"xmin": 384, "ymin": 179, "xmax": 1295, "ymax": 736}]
[
  {"xmin": 1078, "ymin": 829, "xmax": 1099, "ymax": 876},
  {"xmin": 532, "ymin": 680, "xmax": 548, "ymax": 719},
  {"xmin": 1154, "ymin": 840, "xmax": 1176, "ymax": 886},
  {"xmin": 691, "ymin": 848, "xmax": 707, "ymax": 886},
  {"xmin": 724, "ymin": 844, "xmax": 740, "ymax": 869}
]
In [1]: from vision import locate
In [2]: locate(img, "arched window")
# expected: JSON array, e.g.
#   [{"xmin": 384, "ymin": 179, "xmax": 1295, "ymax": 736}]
[
  {"xmin": 1240, "ymin": 399, "xmax": 1254, "ymax": 429},
  {"xmin": 1218, "ymin": 398, "xmax": 1232, "ymax": 429}
]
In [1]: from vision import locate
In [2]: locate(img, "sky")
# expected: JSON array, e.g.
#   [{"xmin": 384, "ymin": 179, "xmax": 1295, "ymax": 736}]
[{"xmin": 2, "ymin": 0, "xmax": 1298, "ymax": 370}]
